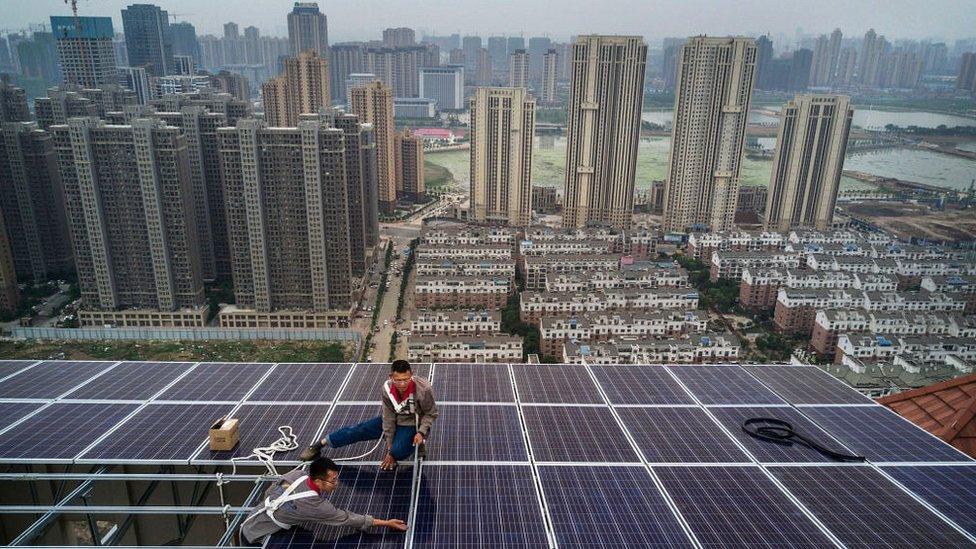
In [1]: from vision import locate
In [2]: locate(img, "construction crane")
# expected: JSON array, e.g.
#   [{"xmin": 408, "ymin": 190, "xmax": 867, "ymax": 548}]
[{"xmin": 62, "ymin": 0, "xmax": 88, "ymax": 86}]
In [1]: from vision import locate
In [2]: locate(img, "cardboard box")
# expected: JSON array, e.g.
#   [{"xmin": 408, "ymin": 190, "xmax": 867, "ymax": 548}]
[{"xmin": 209, "ymin": 417, "xmax": 240, "ymax": 451}]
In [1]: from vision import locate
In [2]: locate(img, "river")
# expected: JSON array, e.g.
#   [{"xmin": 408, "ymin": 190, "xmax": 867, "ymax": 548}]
[
  {"xmin": 642, "ymin": 108, "xmax": 976, "ymax": 129},
  {"xmin": 427, "ymin": 136, "xmax": 877, "ymax": 192},
  {"xmin": 845, "ymin": 148, "xmax": 976, "ymax": 189}
]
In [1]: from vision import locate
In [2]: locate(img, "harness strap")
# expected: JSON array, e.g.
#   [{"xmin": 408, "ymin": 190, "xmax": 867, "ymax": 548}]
[
  {"xmin": 384, "ymin": 380, "xmax": 416, "ymax": 415},
  {"xmin": 262, "ymin": 475, "xmax": 318, "ymax": 530}
]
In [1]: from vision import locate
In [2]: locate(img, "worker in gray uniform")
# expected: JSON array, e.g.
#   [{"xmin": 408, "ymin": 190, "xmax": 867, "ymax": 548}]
[
  {"xmin": 300, "ymin": 359, "xmax": 438, "ymax": 470},
  {"xmin": 239, "ymin": 457, "xmax": 406, "ymax": 545}
]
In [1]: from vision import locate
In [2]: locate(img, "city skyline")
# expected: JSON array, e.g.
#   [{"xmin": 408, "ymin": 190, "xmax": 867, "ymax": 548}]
[{"xmin": 7, "ymin": 0, "xmax": 976, "ymax": 42}]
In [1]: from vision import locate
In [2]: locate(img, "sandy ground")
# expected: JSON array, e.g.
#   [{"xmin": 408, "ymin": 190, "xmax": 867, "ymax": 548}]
[{"xmin": 842, "ymin": 202, "xmax": 976, "ymax": 242}]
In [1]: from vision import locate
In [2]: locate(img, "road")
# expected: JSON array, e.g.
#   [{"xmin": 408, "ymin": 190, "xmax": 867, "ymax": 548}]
[
  {"xmin": 362, "ymin": 192, "xmax": 466, "ymax": 362},
  {"xmin": 366, "ymin": 231, "xmax": 413, "ymax": 363}
]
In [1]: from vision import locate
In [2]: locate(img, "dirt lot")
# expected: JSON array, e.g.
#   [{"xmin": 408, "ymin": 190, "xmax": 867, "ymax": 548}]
[{"xmin": 842, "ymin": 202, "xmax": 976, "ymax": 242}]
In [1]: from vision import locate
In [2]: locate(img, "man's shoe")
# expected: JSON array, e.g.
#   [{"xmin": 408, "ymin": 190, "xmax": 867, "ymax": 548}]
[{"xmin": 299, "ymin": 441, "xmax": 323, "ymax": 461}]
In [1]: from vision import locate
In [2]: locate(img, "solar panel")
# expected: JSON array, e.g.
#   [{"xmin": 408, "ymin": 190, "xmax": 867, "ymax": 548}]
[
  {"xmin": 801, "ymin": 406, "xmax": 972, "ymax": 462},
  {"xmin": 0, "ymin": 361, "xmax": 115, "ymax": 399},
  {"xmin": 318, "ymin": 404, "xmax": 388, "ymax": 461},
  {"xmin": 709, "ymin": 406, "xmax": 850, "ymax": 463},
  {"xmin": 538, "ymin": 465, "xmax": 692, "ymax": 548},
  {"xmin": 412, "ymin": 465, "xmax": 548, "ymax": 547},
  {"xmin": 0, "ymin": 401, "xmax": 44, "ymax": 427},
  {"xmin": 522, "ymin": 406, "xmax": 639, "ymax": 463},
  {"xmin": 194, "ymin": 403, "xmax": 330, "ymax": 463},
  {"xmin": 654, "ymin": 465, "xmax": 835, "ymax": 548},
  {"xmin": 770, "ymin": 465, "xmax": 973, "ymax": 547},
  {"xmin": 616, "ymin": 407, "xmax": 749, "ymax": 463},
  {"xmin": 0, "ymin": 360, "xmax": 36, "ymax": 380},
  {"xmin": 0, "ymin": 403, "xmax": 138, "ymax": 462},
  {"xmin": 424, "ymin": 404, "xmax": 527, "ymax": 462},
  {"xmin": 339, "ymin": 363, "xmax": 432, "ymax": 402},
  {"xmin": 511, "ymin": 364, "xmax": 603, "ymax": 404},
  {"xmin": 266, "ymin": 465, "xmax": 412, "ymax": 549},
  {"xmin": 78, "ymin": 403, "xmax": 232, "ymax": 463},
  {"xmin": 156, "ymin": 362, "xmax": 272, "ymax": 401},
  {"xmin": 248, "ymin": 363, "xmax": 352, "ymax": 403},
  {"xmin": 64, "ymin": 361, "xmax": 194, "ymax": 400},
  {"xmin": 432, "ymin": 363, "xmax": 514, "ymax": 402},
  {"xmin": 2, "ymin": 360, "xmax": 974, "ymax": 549},
  {"xmin": 743, "ymin": 365, "xmax": 872, "ymax": 405},
  {"xmin": 882, "ymin": 465, "xmax": 976, "ymax": 535},
  {"xmin": 667, "ymin": 365, "xmax": 786, "ymax": 405},
  {"xmin": 590, "ymin": 365, "xmax": 694, "ymax": 405}
]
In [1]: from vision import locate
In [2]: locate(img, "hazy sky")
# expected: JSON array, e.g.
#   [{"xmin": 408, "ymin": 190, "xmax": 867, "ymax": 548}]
[{"xmin": 5, "ymin": 0, "xmax": 975, "ymax": 43}]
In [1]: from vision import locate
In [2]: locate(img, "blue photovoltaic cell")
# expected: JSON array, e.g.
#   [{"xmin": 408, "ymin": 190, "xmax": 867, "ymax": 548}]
[
  {"xmin": 0, "ymin": 401, "xmax": 44, "ymax": 427},
  {"xmin": 248, "ymin": 363, "xmax": 351, "ymax": 402},
  {"xmin": 79, "ymin": 403, "xmax": 233, "ymax": 462},
  {"xmin": 743, "ymin": 365, "xmax": 871, "ymax": 405},
  {"xmin": 667, "ymin": 365, "xmax": 786, "ymax": 405},
  {"xmin": 195, "ymin": 404, "xmax": 330, "ymax": 462},
  {"xmin": 0, "ymin": 403, "xmax": 138, "ymax": 461},
  {"xmin": 802, "ymin": 406, "xmax": 972, "ymax": 462},
  {"xmin": 156, "ymin": 362, "xmax": 272, "ymax": 401},
  {"xmin": 412, "ymin": 465, "xmax": 548, "ymax": 548},
  {"xmin": 538, "ymin": 465, "xmax": 692, "ymax": 548},
  {"xmin": 266, "ymin": 465, "xmax": 413, "ymax": 549},
  {"xmin": 64, "ymin": 361, "xmax": 193, "ymax": 400},
  {"xmin": 0, "ymin": 360, "xmax": 36, "ymax": 380},
  {"xmin": 590, "ymin": 365, "xmax": 694, "ymax": 405},
  {"xmin": 771, "ymin": 465, "xmax": 973, "ymax": 547},
  {"xmin": 0, "ymin": 361, "xmax": 115, "ymax": 399},
  {"xmin": 522, "ymin": 406, "xmax": 639, "ymax": 462},
  {"xmin": 319, "ymin": 404, "xmax": 389, "ymax": 461},
  {"xmin": 709, "ymin": 406, "xmax": 851, "ymax": 463},
  {"xmin": 616, "ymin": 407, "xmax": 749, "ymax": 463},
  {"xmin": 511, "ymin": 364, "xmax": 603, "ymax": 404},
  {"xmin": 424, "ymin": 404, "xmax": 527, "ymax": 462},
  {"xmin": 432, "ymin": 363, "xmax": 514, "ymax": 402},
  {"xmin": 655, "ymin": 465, "xmax": 835, "ymax": 548},
  {"xmin": 882, "ymin": 465, "xmax": 976, "ymax": 535},
  {"xmin": 339, "ymin": 363, "xmax": 431, "ymax": 402}
]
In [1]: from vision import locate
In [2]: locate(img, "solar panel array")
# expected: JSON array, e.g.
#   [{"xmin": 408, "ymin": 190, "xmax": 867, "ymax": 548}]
[
  {"xmin": 770, "ymin": 466, "xmax": 974, "ymax": 547},
  {"xmin": 0, "ymin": 360, "xmax": 973, "ymax": 548}
]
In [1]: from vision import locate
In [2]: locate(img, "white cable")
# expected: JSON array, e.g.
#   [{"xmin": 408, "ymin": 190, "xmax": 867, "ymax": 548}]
[
  {"xmin": 231, "ymin": 425, "xmax": 299, "ymax": 477},
  {"xmin": 215, "ymin": 472, "xmax": 230, "ymax": 531},
  {"xmin": 334, "ymin": 393, "xmax": 424, "ymax": 464},
  {"xmin": 332, "ymin": 437, "xmax": 385, "ymax": 461}
]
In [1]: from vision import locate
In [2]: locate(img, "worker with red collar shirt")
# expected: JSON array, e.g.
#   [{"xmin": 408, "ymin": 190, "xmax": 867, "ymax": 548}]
[
  {"xmin": 300, "ymin": 360, "xmax": 438, "ymax": 470},
  {"xmin": 238, "ymin": 457, "xmax": 406, "ymax": 545}
]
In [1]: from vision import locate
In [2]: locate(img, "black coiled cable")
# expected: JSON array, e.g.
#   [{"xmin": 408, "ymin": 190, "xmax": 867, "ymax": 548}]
[{"xmin": 742, "ymin": 417, "xmax": 865, "ymax": 462}]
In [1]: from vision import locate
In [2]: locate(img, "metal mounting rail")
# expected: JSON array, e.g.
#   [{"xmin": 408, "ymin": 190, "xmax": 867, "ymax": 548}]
[
  {"xmin": 9, "ymin": 465, "xmax": 109, "ymax": 546},
  {"xmin": 0, "ymin": 472, "xmax": 274, "ymax": 482},
  {"xmin": 1, "ymin": 505, "xmax": 253, "ymax": 514}
]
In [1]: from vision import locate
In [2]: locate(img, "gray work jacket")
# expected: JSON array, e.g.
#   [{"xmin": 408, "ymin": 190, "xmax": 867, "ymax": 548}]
[{"xmin": 240, "ymin": 468, "xmax": 373, "ymax": 543}]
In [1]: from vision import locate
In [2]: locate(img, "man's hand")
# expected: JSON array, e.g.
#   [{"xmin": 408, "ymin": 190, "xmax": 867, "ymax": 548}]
[
  {"xmin": 412, "ymin": 433, "xmax": 425, "ymax": 446},
  {"xmin": 379, "ymin": 518, "xmax": 408, "ymax": 531},
  {"xmin": 380, "ymin": 453, "xmax": 397, "ymax": 470}
]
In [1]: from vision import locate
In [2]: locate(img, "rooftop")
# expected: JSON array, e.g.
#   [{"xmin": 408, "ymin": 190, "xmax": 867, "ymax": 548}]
[
  {"xmin": 0, "ymin": 360, "xmax": 972, "ymax": 547},
  {"xmin": 879, "ymin": 373, "xmax": 976, "ymax": 459}
]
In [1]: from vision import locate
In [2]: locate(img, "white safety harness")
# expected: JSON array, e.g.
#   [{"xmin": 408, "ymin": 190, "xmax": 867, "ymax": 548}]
[
  {"xmin": 237, "ymin": 379, "xmax": 425, "ymax": 536},
  {"xmin": 384, "ymin": 379, "xmax": 417, "ymax": 416},
  {"xmin": 243, "ymin": 474, "xmax": 319, "ymax": 531}
]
